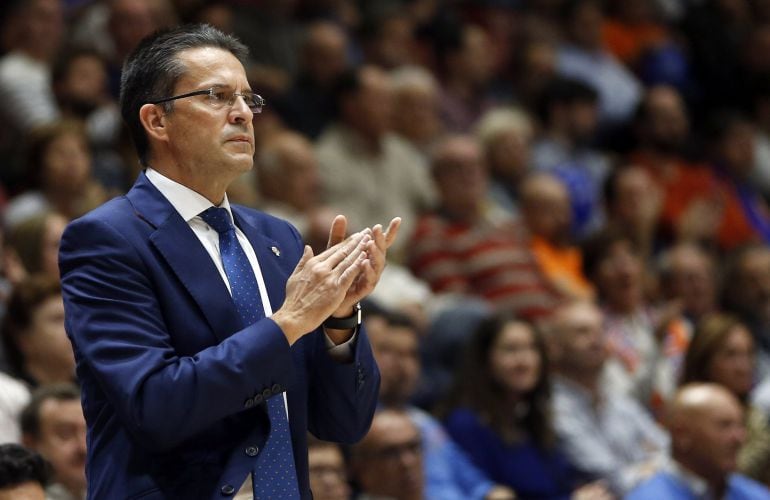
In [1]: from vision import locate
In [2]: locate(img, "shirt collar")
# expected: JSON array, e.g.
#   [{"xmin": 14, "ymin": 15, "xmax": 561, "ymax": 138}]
[{"xmin": 145, "ymin": 167, "xmax": 234, "ymax": 223}]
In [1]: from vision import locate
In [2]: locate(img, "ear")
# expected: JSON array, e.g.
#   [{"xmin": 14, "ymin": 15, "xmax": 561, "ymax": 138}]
[{"xmin": 139, "ymin": 103, "xmax": 170, "ymax": 145}]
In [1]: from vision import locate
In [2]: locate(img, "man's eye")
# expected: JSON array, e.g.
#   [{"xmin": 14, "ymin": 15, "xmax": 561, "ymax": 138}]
[{"xmin": 211, "ymin": 91, "xmax": 229, "ymax": 102}]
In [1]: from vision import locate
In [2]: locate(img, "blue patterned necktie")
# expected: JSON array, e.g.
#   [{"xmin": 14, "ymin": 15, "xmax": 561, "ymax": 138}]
[{"xmin": 199, "ymin": 207, "xmax": 300, "ymax": 500}]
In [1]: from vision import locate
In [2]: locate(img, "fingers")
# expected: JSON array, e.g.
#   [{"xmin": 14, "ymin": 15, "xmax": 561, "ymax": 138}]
[
  {"xmin": 323, "ymin": 231, "xmax": 370, "ymax": 270},
  {"xmin": 326, "ymin": 215, "xmax": 347, "ymax": 249},
  {"xmin": 294, "ymin": 245, "xmax": 313, "ymax": 271},
  {"xmin": 383, "ymin": 217, "xmax": 401, "ymax": 249}
]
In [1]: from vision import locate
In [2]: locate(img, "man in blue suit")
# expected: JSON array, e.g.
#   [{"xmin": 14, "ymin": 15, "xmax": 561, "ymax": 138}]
[{"xmin": 58, "ymin": 24, "xmax": 399, "ymax": 499}]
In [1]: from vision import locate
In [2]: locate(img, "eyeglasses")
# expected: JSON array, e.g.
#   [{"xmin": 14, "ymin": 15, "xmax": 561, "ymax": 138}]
[{"xmin": 150, "ymin": 87, "xmax": 265, "ymax": 113}]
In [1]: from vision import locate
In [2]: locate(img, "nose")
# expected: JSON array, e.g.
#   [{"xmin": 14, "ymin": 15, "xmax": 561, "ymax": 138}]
[{"xmin": 229, "ymin": 94, "xmax": 253, "ymax": 123}]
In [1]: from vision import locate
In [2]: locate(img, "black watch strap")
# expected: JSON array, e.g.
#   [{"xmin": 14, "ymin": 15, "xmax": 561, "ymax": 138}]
[{"xmin": 323, "ymin": 302, "xmax": 362, "ymax": 329}]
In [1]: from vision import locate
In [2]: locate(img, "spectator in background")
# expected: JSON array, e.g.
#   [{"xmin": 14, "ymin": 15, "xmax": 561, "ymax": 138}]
[
  {"xmin": 390, "ymin": 65, "xmax": 443, "ymax": 158},
  {"xmin": 603, "ymin": 164, "xmax": 662, "ymax": 263},
  {"xmin": 348, "ymin": 408, "xmax": 425, "ymax": 500},
  {"xmin": 51, "ymin": 47, "xmax": 126, "ymax": 193},
  {"xmin": 657, "ymin": 242, "xmax": 718, "ymax": 325},
  {"xmin": 520, "ymin": 172, "xmax": 594, "ymax": 299},
  {"xmin": 0, "ymin": 443, "xmax": 49, "ymax": 500},
  {"xmin": 0, "ymin": 277, "xmax": 74, "ymax": 389},
  {"xmin": 105, "ymin": 0, "xmax": 160, "ymax": 99},
  {"xmin": 721, "ymin": 243, "xmax": 770, "ymax": 378},
  {"xmin": 440, "ymin": 314, "xmax": 611, "ymax": 499},
  {"xmin": 475, "ymin": 107, "xmax": 535, "ymax": 217},
  {"xmin": 3, "ymin": 121, "xmax": 105, "ymax": 230},
  {"xmin": 548, "ymin": 300, "xmax": 669, "ymax": 496},
  {"xmin": 255, "ymin": 131, "xmax": 336, "ymax": 254},
  {"xmin": 365, "ymin": 309, "xmax": 513, "ymax": 500},
  {"xmin": 627, "ymin": 383, "xmax": 770, "ymax": 499},
  {"xmin": 360, "ymin": 9, "xmax": 419, "ymax": 70},
  {"xmin": 316, "ymin": 64, "xmax": 436, "ymax": 260},
  {"xmin": 20, "ymin": 384, "xmax": 86, "ymax": 500},
  {"xmin": 274, "ymin": 21, "xmax": 350, "ymax": 139},
  {"xmin": 0, "ymin": 0, "xmax": 64, "ymax": 189},
  {"xmin": 629, "ymin": 85, "xmax": 721, "ymax": 246},
  {"xmin": 582, "ymin": 229, "xmax": 687, "ymax": 412},
  {"xmin": 436, "ymin": 24, "xmax": 497, "ymax": 133},
  {"xmin": 532, "ymin": 77, "xmax": 609, "ymax": 238},
  {"xmin": 703, "ymin": 110, "xmax": 769, "ymax": 251},
  {"xmin": 407, "ymin": 135, "xmax": 561, "ymax": 321},
  {"xmin": 4, "ymin": 211, "xmax": 68, "ymax": 282},
  {"xmin": 602, "ymin": 0, "xmax": 670, "ymax": 71},
  {"xmin": 0, "ymin": 371, "xmax": 29, "ymax": 444},
  {"xmin": 306, "ymin": 436, "xmax": 350, "ymax": 500},
  {"xmin": 680, "ymin": 314, "xmax": 770, "ymax": 486},
  {"xmin": 556, "ymin": 0, "xmax": 643, "ymax": 127}
]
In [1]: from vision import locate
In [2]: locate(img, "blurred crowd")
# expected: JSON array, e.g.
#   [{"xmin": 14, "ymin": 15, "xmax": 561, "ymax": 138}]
[{"xmin": 3, "ymin": 0, "xmax": 770, "ymax": 498}]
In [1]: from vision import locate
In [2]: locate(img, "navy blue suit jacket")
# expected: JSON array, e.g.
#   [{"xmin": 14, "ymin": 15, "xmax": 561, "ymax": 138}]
[{"xmin": 59, "ymin": 172, "xmax": 380, "ymax": 499}]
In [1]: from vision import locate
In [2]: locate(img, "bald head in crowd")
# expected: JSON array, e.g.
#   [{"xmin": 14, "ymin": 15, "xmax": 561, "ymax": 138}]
[
  {"xmin": 667, "ymin": 384, "xmax": 746, "ymax": 488},
  {"xmin": 430, "ymin": 135, "xmax": 487, "ymax": 219}
]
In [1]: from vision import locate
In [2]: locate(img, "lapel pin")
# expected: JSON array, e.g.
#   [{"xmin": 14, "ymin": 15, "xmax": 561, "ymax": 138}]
[{"xmin": 271, "ymin": 246, "xmax": 281, "ymax": 257}]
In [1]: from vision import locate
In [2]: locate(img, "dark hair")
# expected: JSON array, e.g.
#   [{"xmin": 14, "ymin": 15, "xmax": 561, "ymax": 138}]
[
  {"xmin": 52, "ymin": 46, "xmax": 106, "ymax": 86},
  {"xmin": 580, "ymin": 227, "xmax": 636, "ymax": 282},
  {"xmin": 440, "ymin": 314, "xmax": 554, "ymax": 448},
  {"xmin": 20, "ymin": 383, "xmax": 81, "ymax": 440},
  {"xmin": 0, "ymin": 276, "xmax": 62, "ymax": 379},
  {"xmin": 681, "ymin": 313, "xmax": 750, "ymax": 391},
  {"xmin": 0, "ymin": 443, "xmax": 50, "ymax": 488},
  {"xmin": 120, "ymin": 23, "xmax": 249, "ymax": 167},
  {"xmin": 535, "ymin": 77, "xmax": 598, "ymax": 125}
]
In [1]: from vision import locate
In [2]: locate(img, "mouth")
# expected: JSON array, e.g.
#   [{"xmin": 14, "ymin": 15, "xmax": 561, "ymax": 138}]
[{"xmin": 225, "ymin": 135, "xmax": 254, "ymax": 146}]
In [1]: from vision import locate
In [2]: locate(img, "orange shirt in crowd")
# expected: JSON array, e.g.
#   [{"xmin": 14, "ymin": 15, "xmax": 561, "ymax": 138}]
[
  {"xmin": 602, "ymin": 20, "xmax": 668, "ymax": 67},
  {"xmin": 530, "ymin": 235, "xmax": 594, "ymax": 300}
]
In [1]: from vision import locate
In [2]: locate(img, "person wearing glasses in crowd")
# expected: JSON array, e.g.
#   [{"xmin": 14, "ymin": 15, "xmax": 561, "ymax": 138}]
[{"xmin": 58, "ymin": 24, "xmax": 399, "ymax": 499}]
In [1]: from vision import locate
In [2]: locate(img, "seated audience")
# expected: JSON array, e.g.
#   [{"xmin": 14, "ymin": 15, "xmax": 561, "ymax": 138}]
[
  {"xmin": 255, "ymin": 130, "xmax": 336, "ymax": 254},
  {"xmin": 681, "ymin": 314, "xmax": 770, "ymax": 486},
  {"xmin": 627, "ymin": 383, "xmax": 770, "ymax": 499},
  {"xmin": 307, "ymin": 436, "xmax": 350, "ymax": 500},
  {"xmin": 0, "ymin": 443, "xmax": 49, "ymax": 500},
  {"xmin": 365, "ymin": 308, "xmax": 512, "ymax": 499},
  {"xmin": 4, "ymin": 211, "xmax": 67, "ymax": 281},
  {"xmin": 657, "ymin": 242, "xmax": 718, "ymax": 325},
  {"xmin": 548, "ymin": 300, "xmax": 668, "ymax": 495},
  {"xmin": 520, "ymin": 172, "xmax": 594, "ymax": 299},
  {"xmin": 582, "ymin": 229, "xmax": 686, "ymax": 412},
  {"xmin": 408, "ymin": 135, "xmax": 561, "ymax": 321},
  {"xmin": 439, "ymin": 313, "xmax": 611, "ymax": 499},
  {"xmin": 20, "ymin": 384, "xmax": 86, "ymax": 500},
  {"xmin": 316, "ymin": 64, "xmax": 436, "ymax": 260},
  {"xmin": 3, "ymin": 121, "xmax": 105, "ymax": 229},
  {"xmin": 475, "ymin": 107, "xmax": 536, "ymax": 217},
  {"xmin": 348, "ymin": 408, "xmax": 425, "ymax": 500},
  {"xmin": 0, "ymin": 276, "xmax": 74, "ymax": 388},
  {"xmin": 721, "ymin": 243, "xmax": 770, "ymax": 378}
]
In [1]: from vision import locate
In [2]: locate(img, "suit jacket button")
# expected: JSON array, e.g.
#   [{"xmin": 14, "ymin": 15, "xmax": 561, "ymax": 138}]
[
  {"xmin": 220, "ymin": 484, "xmax": 235, "ymax": 495},
  {"xmin": 262, "ymin": 388, "xmax": 272, "ymax": 399},
  {"xmin": 271, "ymin": 383, "xmax": 283, "ymax": 394},
  {"xmin": 245, "ymin": 446, "xmax": 259, "ymax": 457},
  {"xmin": 244, "ymin": 398, "xmax": 254, "ymax": 409},
  {"xmin": 253, "ymin": 394, "xmax": 263, "ymax": 405}
]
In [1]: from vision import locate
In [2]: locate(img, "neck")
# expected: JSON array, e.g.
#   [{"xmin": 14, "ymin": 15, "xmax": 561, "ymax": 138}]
[
  {"xmin": 559, "ymin": 368, "xmax": 601, "ymax": 400},
  {"xmin": 153, "ymin": 164, "xmax": 230, "ymax": 205},
  {"xmin": 674, "ymin": 457, "xmax": 728, "ymax": 497}
]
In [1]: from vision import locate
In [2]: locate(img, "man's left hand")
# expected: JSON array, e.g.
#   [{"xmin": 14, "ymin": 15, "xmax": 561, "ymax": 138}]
[{"xmin": 326, "ymin": 215, "xmax": 401, "ymax": 318}]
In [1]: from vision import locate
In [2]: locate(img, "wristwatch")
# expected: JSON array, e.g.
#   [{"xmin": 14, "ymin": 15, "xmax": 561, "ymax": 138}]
[{"xmin": 323, "ymin": 302, "xmax": 362, "ymax": 330}]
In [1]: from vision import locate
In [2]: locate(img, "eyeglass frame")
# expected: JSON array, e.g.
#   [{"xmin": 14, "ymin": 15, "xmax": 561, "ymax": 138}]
[{"xmin": 148, "ymin": 87, "xmax": 265, "ymax": 113}]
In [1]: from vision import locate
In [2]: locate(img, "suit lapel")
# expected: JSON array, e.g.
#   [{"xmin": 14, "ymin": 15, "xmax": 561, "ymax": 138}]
[{"xmin": 126, "ymin": 173, "xmax": 242, "ymax": 342}]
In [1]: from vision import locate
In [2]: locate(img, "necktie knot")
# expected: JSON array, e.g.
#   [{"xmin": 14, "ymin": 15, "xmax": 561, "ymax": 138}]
[{"xmin": 199, "ymin": 207, "xmax": 233, "ymax": 235}]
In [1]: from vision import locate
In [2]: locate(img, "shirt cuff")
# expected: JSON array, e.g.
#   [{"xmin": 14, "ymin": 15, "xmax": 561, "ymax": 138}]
[{"xmin": 323, "ymin": 327, "xmax": 357, "ymax": 362}]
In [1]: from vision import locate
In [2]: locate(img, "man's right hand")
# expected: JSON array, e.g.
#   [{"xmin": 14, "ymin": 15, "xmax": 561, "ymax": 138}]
[{"xmin": 271, "ymin": 231, "xmax": 371, "ymax": 344}]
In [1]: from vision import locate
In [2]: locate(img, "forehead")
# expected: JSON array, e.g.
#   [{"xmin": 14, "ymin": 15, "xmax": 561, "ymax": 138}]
[{"xmin": 174, "ymin": 46, "xmax": 248, "ymax": 89}]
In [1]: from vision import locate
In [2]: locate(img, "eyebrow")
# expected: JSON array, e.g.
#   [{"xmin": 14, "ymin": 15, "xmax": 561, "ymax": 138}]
[{"xmin": 208, "ymin": 83, "xmax": 255, "ymax": 94}]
